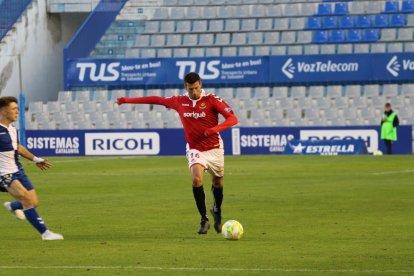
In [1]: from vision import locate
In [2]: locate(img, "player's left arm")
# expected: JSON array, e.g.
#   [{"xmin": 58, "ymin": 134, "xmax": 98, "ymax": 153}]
[
  {"xmin": 204, "ymin": 96, "xmax": 239, "ymax": 137},
  {"xmin": 17, "ymin": 145, "xmax": 52, "ymax": 170}
]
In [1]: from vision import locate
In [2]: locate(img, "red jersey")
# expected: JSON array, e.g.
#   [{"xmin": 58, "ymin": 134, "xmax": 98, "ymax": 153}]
[{"xmin": 120, "ymin": 90, "xmax": 238, "ymax": 152}]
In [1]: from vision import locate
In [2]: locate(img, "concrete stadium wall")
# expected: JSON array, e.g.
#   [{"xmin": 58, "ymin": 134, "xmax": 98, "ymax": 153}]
[{"xmin": 0, "ymin": 0, "xmax": 87, "ymax": 102}]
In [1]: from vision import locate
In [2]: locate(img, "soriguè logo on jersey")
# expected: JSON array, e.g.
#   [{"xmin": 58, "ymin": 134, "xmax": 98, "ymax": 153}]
[{"xmin": 183, "ymin": 112, "xmax": 206, "ymax": 119}]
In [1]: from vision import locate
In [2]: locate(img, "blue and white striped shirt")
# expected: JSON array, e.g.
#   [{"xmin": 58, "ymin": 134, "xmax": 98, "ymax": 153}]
[{"xmin": 0, "ymin": 123, "xmax": 22, "ymax": 176}]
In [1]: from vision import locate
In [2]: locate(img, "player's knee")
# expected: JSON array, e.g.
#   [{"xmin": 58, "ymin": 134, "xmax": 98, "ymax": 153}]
[
  {"xmin": 212, "ymin": 177, "xmax": 223, "ymax": 188},
  {"xmin": 192, "ymin": 176, "xmax": 203, "ymax": 187}
]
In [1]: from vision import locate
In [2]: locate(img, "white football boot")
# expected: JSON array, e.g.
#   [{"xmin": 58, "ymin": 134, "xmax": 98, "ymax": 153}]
[
  {"xmin": 41, "ymin": 230, "xmax": 64, "ymax": 240},
  {"xmin": 3, "ymin": 202, "xmax": 26, "ymax": 220}
]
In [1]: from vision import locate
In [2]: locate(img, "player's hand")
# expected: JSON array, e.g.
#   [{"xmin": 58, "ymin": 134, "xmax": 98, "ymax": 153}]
[
  {"xmin": 117, "ymin": 97, "xmax": 126, "ymax": 105},
  {"xmin": 204, "ymin": 128, "xmax": 217, "ymax": 137},
  {"xmin": 35, "ymin": 159, "xmax": 52, "ymax": 171}
]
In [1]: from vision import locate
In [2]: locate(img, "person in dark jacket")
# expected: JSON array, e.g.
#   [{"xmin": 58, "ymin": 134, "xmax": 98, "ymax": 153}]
[{"xmin": 380, "ymin": 103, "xmax": 399, "ymax": 155}]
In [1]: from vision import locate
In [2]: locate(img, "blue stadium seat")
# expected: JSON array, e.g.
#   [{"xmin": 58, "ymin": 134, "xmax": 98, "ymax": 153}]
[
  {"xmin": 323, "ymin": 16, "xmax": 338, "ymax": 29},
  {"xmin": 307, "ymin": 17, "xmax": 322, "ymax": 29},
  {"xmin": 347, "ymin": 29, "xmax": 362, "ymax": 42},
  {"xmin": 317, "ymin": 3, "xmax": 332, "ymax": 15},
  {"xmin": 334, "ymin": 2, "xmax": 349, "ymax": 15},
  {"xmin": 384, "ymin": 1, "xmax": 400, "ymax": 13},
  {"xmin": 364, "ymin": 29, "xmax": 380, "ymax": 42},
  {"xmin": 314, "ymin": 30, "xmax": 329, "ymax": 43},
  {"xmin": 339, "ymin": 16, "xmax": 354, "ymax": 28},
  {"xmin": 331, "ymin": 30, "xmax": 346, "ymax": 43},
  {"xmin": 402, "ymin": 0, "xmax": 414, "ymax": 13},
  {"xmin": 390, "ymin": 14, "xmax": 406, "ymax": 27},
  {"xmin": 373, "ymin": 15, "xmax": 389, "ymax": 28},
  {"xmin": 356, "ymin": 15, "xmax": 371, "ymax": 28}
]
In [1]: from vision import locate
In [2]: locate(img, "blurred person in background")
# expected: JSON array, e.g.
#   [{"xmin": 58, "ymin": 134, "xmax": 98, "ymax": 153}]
[{"xmin": 380, "ymin": 103, "xmax": 399, "ymax": 155}]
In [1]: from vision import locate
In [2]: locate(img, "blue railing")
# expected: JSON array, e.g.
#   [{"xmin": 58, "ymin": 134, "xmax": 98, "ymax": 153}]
[
  {"xmin": 0, "ymin": 0, "xmax": 32, "ymax": 42},
  {"xmin": 64, "ymin": 0, "xmax": 127, "ymax": 60}
]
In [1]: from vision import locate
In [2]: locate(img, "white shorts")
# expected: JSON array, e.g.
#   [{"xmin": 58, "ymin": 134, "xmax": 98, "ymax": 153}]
[{"xmin": 186, "ymin": 148, "xmax": 224, "ymax": 177}]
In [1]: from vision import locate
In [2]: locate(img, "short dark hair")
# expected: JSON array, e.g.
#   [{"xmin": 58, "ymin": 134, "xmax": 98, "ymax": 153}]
[
  {"xmin": 385, "ymin": 102, "xmax": 391, "ymax": 108},
  {"xmin": 184, "ymin": 72, "xmax": 201, "ymax": 84},
  {"xmin": 0, "ymin": 96, "xmax": 18, "ymax": 109}
]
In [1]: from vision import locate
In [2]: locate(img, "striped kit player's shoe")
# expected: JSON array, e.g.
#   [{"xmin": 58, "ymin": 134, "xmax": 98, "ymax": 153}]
[{"xmin": 3, "ymin": 201, "xmax": 26, "ymax": 220}]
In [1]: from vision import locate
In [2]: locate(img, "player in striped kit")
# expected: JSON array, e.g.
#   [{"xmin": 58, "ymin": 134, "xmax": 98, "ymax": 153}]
[{"xmin": 0, "ymin": 96, "xmax": 63, "ymax": 240}]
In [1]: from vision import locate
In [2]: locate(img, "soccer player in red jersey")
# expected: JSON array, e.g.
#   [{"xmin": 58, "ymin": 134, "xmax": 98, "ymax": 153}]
[{"xmin": 117, "ymin": 72, "xmax": 238, "ymax": 234}]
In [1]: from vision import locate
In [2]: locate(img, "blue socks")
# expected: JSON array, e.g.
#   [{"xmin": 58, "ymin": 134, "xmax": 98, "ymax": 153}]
[
  {"xmin": 10, "ymin": 201, "xmax": 23, "ymax": 211},
  {"xmin": 23, "ymin": 208, "xmax": 48, "ymax": 234}
]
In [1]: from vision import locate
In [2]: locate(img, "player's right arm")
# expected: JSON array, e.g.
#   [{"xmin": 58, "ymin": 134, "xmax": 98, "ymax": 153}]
[{"xmin": 117, "ymin": 96, "xmax": 177, "ymax": 109}]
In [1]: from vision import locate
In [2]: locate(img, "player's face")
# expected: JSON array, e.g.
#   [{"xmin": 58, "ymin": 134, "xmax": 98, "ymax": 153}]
[
  {"xmin": 1, "ymin": 102, "xmax": 19, "ymax": 123},
  {"xmin": 185, "ymin": 81, "xmax": 202, "ymax": 100}
]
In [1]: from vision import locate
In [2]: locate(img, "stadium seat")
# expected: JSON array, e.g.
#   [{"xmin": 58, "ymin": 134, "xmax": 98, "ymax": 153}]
[
  {"xmin": 371, "ymin": 43, "xmax": 387, "ymax": 53},
  {"xmin": 327, "ymin": 85, "xmax": 342, "ymax": 98},
  {"xmin": 272, "ymin": 87, "xmax": 288, "ymax": 99},
  {"xmin": 232, "ymin": 33, "xmax": 247, "ymax": 45},
  {"xmin": 166, "ymin": 34, "xmax": 181, "ymax": 46},
  {"xmin": 323, "ymin": 16, "xmax": 338, "ymax": 29},
  {"xmin": 173, "ymin": 48, "xmax": 188, "ymax": 57},
  {"xmin": 202, "ymin": 6, "xmax": 217, "ymax": 18},
  {"xmin": 190, "ymin": 48, "xmax": 205, "ymax": 57},
  {"xmin": 307, "ymin": 17, "xmax": 322, "ymax": 30},
  {"xmin": 297, "ymin": 31, "xmax": 312, "ymax": 44},
  {"xmin": 247, "ymin": 32, "xmax": 263, "ymax": 44},
  {"xmin": 367, "ymin": 1, "xmax": 384, "ymax": 14},
  {"xmin": 216, "ymin": 33, "xmax": 230, "ymax": 45},
  {"xmin": 356, "ymin": 15, "xmax": 371, "ymax": 28},
  {"xmin": 255, "ymin": 46, "xmax": 270, "ymax": 55},
  {"xmin": 402, "ymin": 0, "xmax": 414, "ymax": 13},
  {"xmin": 364, "ymin": 29, "xmax": 380, "ymax": 42},
  {"xmin": 354, "ymin": 43, "xmax": 370, "ymax": 53},
  {"xmin": 301, "ymin": 3, "xmax": 317, "ymax": 16},
  {"xmin": 281, "ymin": 31, "xmax": 296, "ymax": 44},
  {"xmin": 381, "ymin": 28, "xmax": 397, "ymax": 41},
  {"xmin": 222, "ymin": 47, "xmax": 237, "ymax": 56},
  {"xmin": 304, "ymin": 45, "xmax": 319, "ymax": 55},
  {"xmin": 347, "ymin": 29, "xmax": 362, "ymax": 42},
  {"xmin": 335, "ymin": 97, "xmax": 349, "ymax": 108},
  {"xmin": 58, "ymin": 91, "xmax": 73, "ymax": 103},
  {"xmin": 291, "ymin": 86, "xmax": 306, "ymax": 98},
  {"xmin": 144, "ymin": 21, "xmax": 159, "ymax": 33},
  {"xmin": 314, "ymin": 30, "xmax": 329, "ymax": 43},
  {"xmin": 401, "ymin": 83, "xmax": 414, "ymax": 95},
  {"xmin": 251, "ymin": 5, "xmax": 266, "ymax": 17},
  {"xmin": 254, "ymin": 87, "xmax": 270, "ymax": 99},
  {"xmin": 345, "ymin": 85, "xmax": 362, "ymax": 97},
  {"xmin": 308, "ymin": 86, "xmax": 325, "ymax": 98},
  {"xmin": 320, "ymin": 44, "xmax": 336, "ymax": 54},
  {"xmin": 264, "ymin": 32, "xmax": 279, "ymax": 44},
  {"xmin": 373, "ymin": 15, "xmax": 389, "ymax": 28},
  {"xmin": 157, "ymin": 48, "xmax": 173, "ymax": 58},
  {"xmin": 274, "ymin": 18, "xmax": 289, "ymax": 30},
  {"xmin": 209, "ymin": 20, "xmax": 224, "ymax": 32},
  {"xmin": 387, "ymin": 42, "xmax": 404, "ymax": 52},
  {"xmin": 239, "ymin": 46, "xmax": 254, "ymax": 56},
  {"xmin": 177, "ymin": 20, "xmax": 192, "ymax": 32},
  {"xmin": 340, "ymin": 16, "xmax": 354, "ymax": 29},
  {"xmin": 331, "ymin": 30, "xmax": 346, "ymax": 43},
  {"xmin": 337, "ymin": 43, "xmax": 353, "ymax": 54},
  {"xmin": 317, "ymin": 3, "xmax": 332, "ymax": 16},
  {"xmin": 264, "ymin": 5, "xmax": 282, "ymax": 17},
  {"xmin": 151, "ymin": 34, "xmax": 166, "ymax": 46},
  {"xmin": 390, "ymin": 14, "xmax": 406, "ymax": 27},
  {"xmin": 397, "ymin": 28, "xmax": 413, "ymax": 40},
  {"xmin": 258, "ymin": 18, "xmax": 273, "ymax": 30},
  {"xmin": 384, "ymin": 1, "xmax": 400, "ymax": 13},
  {"xmin": 183, "ymin": 34, "xmax": 198, "ymax": 46},
  {"xmin": 290, "ymin": 18, "xmax": 306, "ymax": 30},
  {"xmin": 241, "ymin": 19, "xmax": 256, "ymax": 31},
  {"xmin": 199, "ymin": 34, "xmax": 214, "ymax": 45},
  {"xmin": 74, "ymin": 91, "xmax": 90, "ymax": 102},
  {"xmin": 136, "ymin": 35, "xmax": 150, "ymax": 47},
  {"xmin": 334, "ymin": 2, "xmax": 349, "ymax": 15},
  {"xmin": 206, "ymin": 47, "xmax": 221, "ymax": 56},
  {"xmin": 192, "ymin": 20, "xmax": 207, "ymax": 32},
  {"xmin": 350, "ymin": 1, "xmax": 366, "ymax": 14},
  {"xmin": 160, "ymin": 21, "xmax": 175, "ymax": 33},
  {"xmin": 363, "ymin": 85, "xmax": 380, "ymax": 97},
  {"xmin": 288, "ymin": 46, "xmax": 302, "ymax": 55},
  {"xmin": 225, "ymin": 19, "xmax": 240, "ymax": 32},
  {"xmin": 383, "ymin": 84, "xmax": 399, "ymax": 97}
]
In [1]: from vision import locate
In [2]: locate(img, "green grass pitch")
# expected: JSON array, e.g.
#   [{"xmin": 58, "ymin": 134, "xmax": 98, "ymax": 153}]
[{"xmin": 1, "ymin": 155, "xmax": 414, "ymax": 275}]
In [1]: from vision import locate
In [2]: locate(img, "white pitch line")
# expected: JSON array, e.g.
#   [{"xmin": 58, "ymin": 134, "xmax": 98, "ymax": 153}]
[
  {"xmin": 371, "ymin": 169, "xmax": 414, "ymax": 175},
  {"xmin": 0, "ymin": 266, "xmax": 412, "ymax": 273}
]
